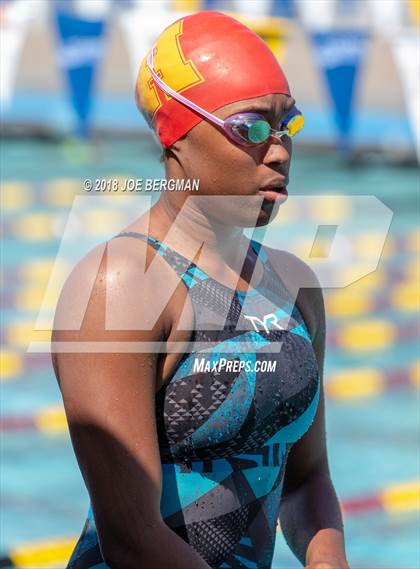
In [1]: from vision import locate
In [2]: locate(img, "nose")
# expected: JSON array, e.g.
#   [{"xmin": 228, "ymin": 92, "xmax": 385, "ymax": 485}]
[{"xmin": 262, "ymin": 135, "xmax": 291, "ymax": 168}]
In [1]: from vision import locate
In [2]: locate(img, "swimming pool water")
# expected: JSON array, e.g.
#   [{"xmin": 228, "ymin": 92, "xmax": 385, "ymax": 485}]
[{"xmin": 1, "ymin": 138, "xmax": 419, "ymax": 568}]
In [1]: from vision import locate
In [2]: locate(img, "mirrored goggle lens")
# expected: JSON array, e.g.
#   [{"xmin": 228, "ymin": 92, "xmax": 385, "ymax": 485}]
[
  {"xmin": 225, "ymin": 107, "xmax": 304, "ymax": 145},
  {"xmin": 247, "ymin": 120, "xmax": 271, "ymax": 143},
  {"xmin": 225, "ymin": 113, "xmax": 270, "ymax": 145}
]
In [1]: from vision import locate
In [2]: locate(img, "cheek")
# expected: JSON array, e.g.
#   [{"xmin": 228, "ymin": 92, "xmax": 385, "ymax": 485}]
[
  {"xmin": 184, "ymin": 133, "xmax": 258, "ymax": 194},
  {"xmin": 284, "ymin": 137, "xmax": 293, "ymax": 160}
]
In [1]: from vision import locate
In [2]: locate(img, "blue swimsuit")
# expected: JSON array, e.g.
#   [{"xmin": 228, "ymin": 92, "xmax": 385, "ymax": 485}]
[{"xmin": 67, "ymin": 232, "xmax": 320, "ymax": 569}]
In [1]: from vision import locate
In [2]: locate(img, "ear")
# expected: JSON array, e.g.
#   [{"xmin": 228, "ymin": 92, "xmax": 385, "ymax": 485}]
[
  {"xmin": 163, "ymin": 135, "xmax": 190, "ymax": 163},
  {"xmin": 161, "ymin": 136, "xmax": 191, "ymax": 179},
  {"xmin": 161, "ymin": 146, "xmax": 176, "ymax": 163}
]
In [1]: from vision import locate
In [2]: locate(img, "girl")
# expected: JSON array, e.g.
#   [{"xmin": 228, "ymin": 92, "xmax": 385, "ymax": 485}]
[{"xmin": 53, "ymin": 11, "xmax": 349, "ymax": 569}]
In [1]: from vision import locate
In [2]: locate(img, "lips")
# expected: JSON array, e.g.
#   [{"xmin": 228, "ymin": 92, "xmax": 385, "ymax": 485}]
[{"xmin": 258, "ymin": 183, "xmax": 288, "ymax": 203}]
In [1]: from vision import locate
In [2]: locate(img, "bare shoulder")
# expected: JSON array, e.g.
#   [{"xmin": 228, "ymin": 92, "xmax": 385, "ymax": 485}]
[
  {"xmin": 262, "ymin": 244, "xmax": 321, "ymax": 289},
  {"xmin": 52, "ymin": 234, "xmax": 183, "ymax": 341},
  {"xmin": 261, "ymin": 243, "xmax": 325, "ymax": 343},
  {"xmin": 50, "ymin": 236, "xmax": 179, "ymax": 552}
]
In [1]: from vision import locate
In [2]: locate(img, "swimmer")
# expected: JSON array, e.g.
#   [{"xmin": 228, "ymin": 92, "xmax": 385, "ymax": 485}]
[{"xmin": 52, "ymin": 11, "xmax": 349, "ymax": 569}]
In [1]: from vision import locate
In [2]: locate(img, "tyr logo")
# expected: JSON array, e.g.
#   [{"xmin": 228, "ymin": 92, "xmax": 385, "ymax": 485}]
[{"xmin": 243, "ymin": 313, "xmax": 285, "ymax": 333}]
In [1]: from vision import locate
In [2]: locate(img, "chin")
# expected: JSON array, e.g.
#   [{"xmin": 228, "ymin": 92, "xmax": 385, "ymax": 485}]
[
  {"xmin": 255, "ymin": 201, "xmax": 282, "ymax": 226},
  {"xmin": 234, "ymin": 201, "xmax": 281, "ymax": 228}
]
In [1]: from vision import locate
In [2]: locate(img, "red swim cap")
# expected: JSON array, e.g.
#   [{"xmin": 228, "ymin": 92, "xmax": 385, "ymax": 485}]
[{"xmin": 135, "ymin": 10, "xmax": 290, "ymax": 149}]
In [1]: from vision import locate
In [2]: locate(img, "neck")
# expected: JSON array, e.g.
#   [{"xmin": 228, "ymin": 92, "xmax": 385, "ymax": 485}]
[
  {"xmin": 149, "ymin": 191, "xmax": 245, "ymax": 266},
  {"xmin": 143, "ymin": 154, "xmax": 249, "ymax": 269},
  {"xmin": 140, "ymin": 154, "xmax": 265, "ymax": 289}
]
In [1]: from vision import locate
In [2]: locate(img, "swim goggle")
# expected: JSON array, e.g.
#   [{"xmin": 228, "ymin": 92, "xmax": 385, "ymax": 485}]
[{"xmin": 146, "ymin": 47, "xmax": 304, "ymax": 147}]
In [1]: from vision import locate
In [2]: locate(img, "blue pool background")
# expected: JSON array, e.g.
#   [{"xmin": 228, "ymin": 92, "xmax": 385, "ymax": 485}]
[
  {"xmin": 2, "ymin": 0, "xmax": 419, "ymax": 565},
  {"xmin": 1, "ymin": 138, "xmax": 419, "ymax": 568}
]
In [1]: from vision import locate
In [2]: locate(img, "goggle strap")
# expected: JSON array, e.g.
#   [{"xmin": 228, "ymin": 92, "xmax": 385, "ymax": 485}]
[
  {"xmin": 147, "ymin": 47, "xmax": 304, "ymax": 143},
  {"xmin": 147, "ymin": 47, "xmax": 225, "ymax": 129},
  {"xmin": 271, "ymin": 129, "xmax": 289, "ymax": 138}
]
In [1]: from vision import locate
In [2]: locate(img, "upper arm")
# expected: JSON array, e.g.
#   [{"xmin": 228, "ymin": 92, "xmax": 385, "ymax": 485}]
[
  {"xmin": 52, "ymin": 238, "xmax": 173, "ymax": 554},
  {"xmin": 264, "ymin": 247, "xmax": 329, "ymax": 492}
]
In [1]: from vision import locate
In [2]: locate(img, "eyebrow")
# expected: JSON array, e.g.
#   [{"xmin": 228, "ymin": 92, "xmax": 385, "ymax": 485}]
[
  {"xmin": 237, "ymin": 97, "xmax": 296, "ymax": 116},
  {"xmin": 239, "ymin": 105, "xmax": 272, "ymax": 114}
]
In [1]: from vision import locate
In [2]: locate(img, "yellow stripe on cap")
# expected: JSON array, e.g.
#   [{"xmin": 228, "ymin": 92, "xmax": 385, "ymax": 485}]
[
  {"xmin": 380, "ymin": 480, "xmax": 420, "ymax": 514},
  {"xmin": 9, "ymin": 537, "xmax": 76, "ymax": 569},
  {"xmin": 337, "ymin": 319, "xmax": 396, "ymax": 351},
  {"xmin": 44, "ymin": 178, "xmax": 79, "ymax": 208},
  {"xmin": 1, "ymin": 182, "xmax": 32, "ymax": 211},
  {"xmin": 0, "ymin": 350, "xmax": 23, "ymax": 380},
  {"xmin": 326, "ymin": 290, "xmax": 371, "ymax": 317},
  {"xmin": 34, "ymin": 405, "xmax": 68, "ymax": 435},
  {"xmin": 326, "ymin": 368, "xmax": 384, "ymax": 399}
]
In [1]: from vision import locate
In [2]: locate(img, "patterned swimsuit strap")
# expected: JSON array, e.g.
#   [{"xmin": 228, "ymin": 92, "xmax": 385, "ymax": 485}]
[
  {"xmin": 112, "ymin": 231, "xmax": 307, "ymax": 339},
  {"xmin": 111, "ymin": 231, "xmax": 277, "ymax": 289},
  {"xmin": 112, "ymin": 231, "xmax": 198, "ymax": 286}
]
